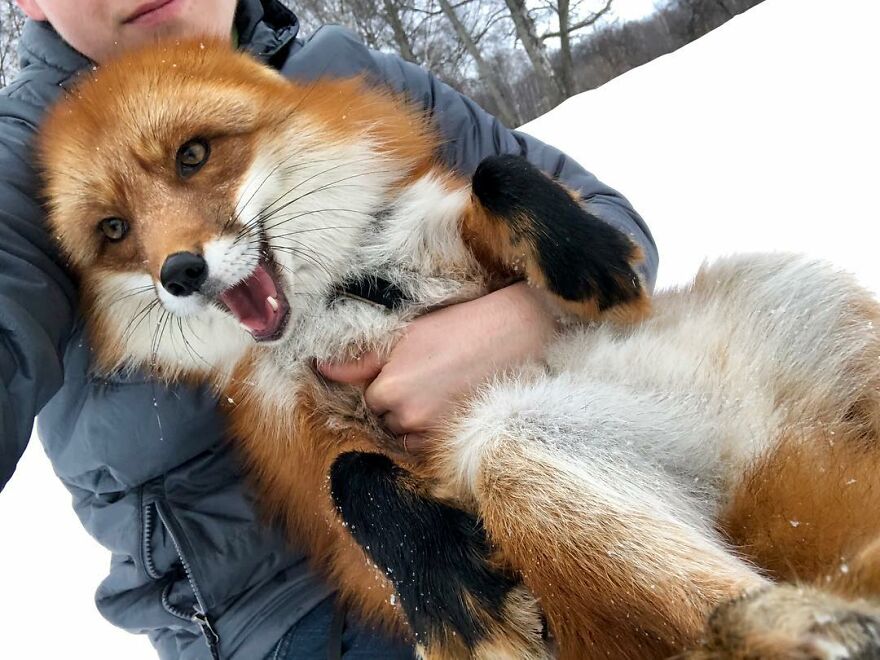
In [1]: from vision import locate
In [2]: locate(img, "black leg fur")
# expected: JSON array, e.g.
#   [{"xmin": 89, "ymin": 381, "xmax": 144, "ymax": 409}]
[
  {"xmin": 330, "ymin": 451, "xmax": 521, "ymax": 650},
  {"xmin": 472, "ymin": 154, "xmax": 644, "ymax": 312}
]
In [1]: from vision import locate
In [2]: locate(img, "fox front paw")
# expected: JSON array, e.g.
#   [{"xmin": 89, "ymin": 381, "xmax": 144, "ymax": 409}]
[{"xmin": 468, "ymin": 154, "xmax": 649, "ymax": 324}]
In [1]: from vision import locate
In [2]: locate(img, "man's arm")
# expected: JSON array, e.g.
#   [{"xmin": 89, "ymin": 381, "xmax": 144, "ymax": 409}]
[
  {"xmin": 0, "ymin": 111, "xmax": 77, "ymax": 491},
  {"xmin": 282, "ymin": 25, "xmax": 658, "ymax": 290},
  {"xmin": 368, "ymin": 47, "xmax": 659, "ymax": 291},
  {"xmin": 306, "ymin": 27, "xmax": 659, "ymax": 443}
]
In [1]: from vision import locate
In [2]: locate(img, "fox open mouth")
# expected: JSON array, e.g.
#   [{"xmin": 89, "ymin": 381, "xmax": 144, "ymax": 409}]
[{"xmin": 217, "ymin": 253, "xmax": 290, "ymax": 342}]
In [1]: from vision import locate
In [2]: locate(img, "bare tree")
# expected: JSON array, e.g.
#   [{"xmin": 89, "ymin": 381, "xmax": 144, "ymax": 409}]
[
  {"xmin": 436, "ymin": 0, "xmax": 520, "ymax": 125},
  {"xmin": 503, "ymin": 0, "xmax": 565, "ymax": 109},
  {"xmin": 287, "ymin": 0, "xmax": 472, "ymax": 88},
  {"xmin": 382, "ymin": 0, "xmax": 418, "ymax": 62},
  {"xmin": 0, "ymin": 0, "xmax": 766, "ymax": 124},
  {"xmin": 548, "ymin": 0, "xmax": 614, "ymax": 97},
  {"xmin": 0, "ymin": 0, "xmax": 25, "ymax": 87}
]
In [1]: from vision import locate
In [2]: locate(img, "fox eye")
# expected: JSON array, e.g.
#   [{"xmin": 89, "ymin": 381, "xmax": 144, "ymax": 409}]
[
  {"xmin": 99, "ymin": 217, "xmax": 129, "ymax": 242},
  {"xmin": 176, "ymin": 138, "xmax": 210, "ymax": 177}
]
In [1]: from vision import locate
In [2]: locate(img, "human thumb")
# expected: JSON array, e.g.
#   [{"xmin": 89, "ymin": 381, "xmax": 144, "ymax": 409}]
[{"xmin": 316, "ymin": 351, "xmax": 384, "ymax": 384}]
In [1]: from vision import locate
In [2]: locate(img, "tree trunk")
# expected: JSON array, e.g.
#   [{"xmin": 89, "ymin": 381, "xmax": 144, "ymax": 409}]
[
  {"xmin": 502, "ymin": 0, "xmax": 565, "ymax": 109},
  {"xmin": 437, "ymin": 0, "xmax": 520, "ymax": 126},
  {"xmin": 382, "ymin": 0, "xmax": 418, "ymax": 64},
  {"xmin": 558, "ymin": 0, "xmax": 575, "ymax": 97},
  {"xmin": 555, "ymin": 0, "xmax": 614, "ymax": 98}
]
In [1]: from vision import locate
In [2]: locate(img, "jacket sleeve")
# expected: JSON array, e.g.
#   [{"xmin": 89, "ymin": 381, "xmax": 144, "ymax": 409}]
[
  {"xmin": 0, "ymin": 111, "xmax": 77, "ymax": 492},
  {"xmin": 280, "ymin": 25, "xmax": 658, "ymax": 289},
  {"xmin": 367, "ymin": 49, "xmax": 659, "ymax": 291}
]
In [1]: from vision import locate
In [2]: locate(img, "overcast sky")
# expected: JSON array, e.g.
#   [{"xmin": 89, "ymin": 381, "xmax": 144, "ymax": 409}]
[{"xmin": 611, "ymin": 0, "xmax": 661, "ymax": 21}]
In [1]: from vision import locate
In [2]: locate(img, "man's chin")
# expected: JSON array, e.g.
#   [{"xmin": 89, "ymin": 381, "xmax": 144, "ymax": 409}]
[{"xmin": 119, "ymin": 1, "xmax": 236, "ymax": 45}]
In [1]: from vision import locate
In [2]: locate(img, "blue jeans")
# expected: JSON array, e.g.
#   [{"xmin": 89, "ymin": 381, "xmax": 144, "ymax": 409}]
[{"xmin": 267, "ymin": 598, "xmax": 416, "ymax": 659}]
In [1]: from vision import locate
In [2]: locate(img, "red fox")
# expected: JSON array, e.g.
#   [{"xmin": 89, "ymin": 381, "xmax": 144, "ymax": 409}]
[{"xmin": 38, "ymin": 39, "xmax": 880, "ymax": 659}]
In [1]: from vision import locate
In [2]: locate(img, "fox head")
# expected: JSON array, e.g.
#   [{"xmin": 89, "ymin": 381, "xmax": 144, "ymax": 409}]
[{"xmin": 39, "ymin": 38, "xmax": 437, "ymax": 382}]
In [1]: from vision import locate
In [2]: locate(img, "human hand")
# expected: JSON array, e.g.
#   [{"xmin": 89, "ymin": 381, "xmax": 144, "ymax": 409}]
[{"xmin": 317, "ymin": 282, "xmax": 558, "ymax": 454}]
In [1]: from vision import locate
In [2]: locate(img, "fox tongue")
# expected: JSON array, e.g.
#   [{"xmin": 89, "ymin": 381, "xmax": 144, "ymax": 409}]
[{"xmin": 219, "ymin": 264, "xmax": 279, "ymax": 335}]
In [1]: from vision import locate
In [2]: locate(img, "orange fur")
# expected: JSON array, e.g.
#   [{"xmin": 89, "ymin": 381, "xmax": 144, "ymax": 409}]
[
  {"xmin": 721, "ymin": 430, "xmax": 880, "ymax": 598},
  {"xmin": 720, "ymin": 291, "xmax": 880, "ymax": 600},
  {"xmin": 467, "ymin": 443, "xmax": 762, "ymax": 659},
  {"xmin": 223, "ymin": 357, "xmax": 409, "ymax": 636}
]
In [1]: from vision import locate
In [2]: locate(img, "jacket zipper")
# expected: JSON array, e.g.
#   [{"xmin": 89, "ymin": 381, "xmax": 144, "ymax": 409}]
[
  {"xmin": 141, "ymin": 501, "xmax": 162, "ymax": 580},
  {"xmin": 154, "ymin": 502, "xmax": 221, "ymax": 660}
]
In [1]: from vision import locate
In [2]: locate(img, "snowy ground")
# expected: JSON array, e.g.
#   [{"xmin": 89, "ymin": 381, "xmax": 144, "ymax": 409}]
[
  {"xmin": 523, "ymin": 0, "xmax": 880, "ymax": 295},
  {"xmin": 1, "ymin": 0, "xmax": 877, "ymax": 657}
]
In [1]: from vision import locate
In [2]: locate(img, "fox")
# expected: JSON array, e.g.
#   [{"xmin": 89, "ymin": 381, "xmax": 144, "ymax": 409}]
[{"xmin": 37, "ymin": 38, "xmax": 880, "ymax": 659}]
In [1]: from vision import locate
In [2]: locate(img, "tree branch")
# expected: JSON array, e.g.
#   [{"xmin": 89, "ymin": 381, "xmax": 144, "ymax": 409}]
[{"xmin": 541, "ymin": 0, "xmax": 614, "ymax": 39}]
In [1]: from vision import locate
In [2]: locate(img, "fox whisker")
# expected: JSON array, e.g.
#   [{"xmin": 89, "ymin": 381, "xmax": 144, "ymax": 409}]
[
  {"xmin": 120, "ymin": 298, "xmax": 162, "ymax": 348},
  {"xmin": 233, "ymin": 167, "xmax": 396, "ymax": 244},
  {"xmin": 104, "ymin": 285, "xmax": 157, "ymax": 309},
  {"xmin": 234, "ymin": 213, "xmax": 368, "ymax": 248},
  {"xmin": 270, "ymin": 246, "xmax": 337, "ymax": 281},
  {"xmin": 264, "ymin": 220, "xmax": 367, "ymax": 240},
  {"xmin": 176, "ymin": 317, "xmax": 212, "ymax": 370},
  {"xmin": 257, "ymin": 168, "xmax": 397, "ymax": 231},
  {"xmin": 150, "ymin": 309, "xmax": 172, "ymax": 366},
  {"xmin": 226, "ymin": 150, "xmax": 357, "ymax": 234},
  {"xmin": 233, "ymin": 157, "xmax": 375, "ymax": 240},
  {"xmin": 225, "ymin": 150, "xmax": 310, "ymax": 233}
]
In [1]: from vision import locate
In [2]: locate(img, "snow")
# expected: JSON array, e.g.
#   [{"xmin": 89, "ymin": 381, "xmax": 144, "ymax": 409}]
[
  {"xmin": 522, "ymin": 0, "xmax": 880, "ymax": 295},
  {"xmin": 1, "ymin": 0, "xmax": 877, "ymax": 657}
]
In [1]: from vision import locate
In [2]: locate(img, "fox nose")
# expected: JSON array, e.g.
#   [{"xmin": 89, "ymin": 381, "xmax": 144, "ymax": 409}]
[{"xmin": 161, "ymin": 252, "xmax": 208, "ymax": 297}]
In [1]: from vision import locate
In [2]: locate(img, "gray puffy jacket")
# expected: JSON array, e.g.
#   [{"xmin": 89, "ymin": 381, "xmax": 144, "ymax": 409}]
[{"xmin": 0, "ymin": 1, "xmax": 657, "ymax": 658}]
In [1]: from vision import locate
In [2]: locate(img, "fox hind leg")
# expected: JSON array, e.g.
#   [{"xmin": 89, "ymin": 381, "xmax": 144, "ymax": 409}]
[
  {"xmin": 695, "ymin": 278, "xmax": 880, "ymax": 658},
  {"xmin": 697, "ymin": 435, "xmax": 880, "ymax": 659},
  {"xmin": 428, "ymin": 375, "xmax": 767, "ymax": 659}
]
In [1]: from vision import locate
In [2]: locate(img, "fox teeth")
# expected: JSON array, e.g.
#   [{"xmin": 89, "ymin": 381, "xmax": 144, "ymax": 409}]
[{"xmin": 266, "ymin": 296, "xmax": 279, "ymax": 311}]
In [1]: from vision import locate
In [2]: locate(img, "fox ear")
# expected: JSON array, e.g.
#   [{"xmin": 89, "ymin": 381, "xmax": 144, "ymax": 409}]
[{"xmin": 15, "ymin": 0, "xmax": 47, "ymax": 21}]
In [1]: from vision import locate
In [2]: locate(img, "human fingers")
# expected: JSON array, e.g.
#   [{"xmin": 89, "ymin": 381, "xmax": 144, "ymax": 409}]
[{"xmin": 316, "ymin": 351, "xmax": 383, "ymax": 385}]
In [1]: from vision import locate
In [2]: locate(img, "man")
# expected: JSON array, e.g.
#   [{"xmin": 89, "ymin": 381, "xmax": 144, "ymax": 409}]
[{"xmin": 0, "ymin": 0, "xmax": 658, "ymax": 658}]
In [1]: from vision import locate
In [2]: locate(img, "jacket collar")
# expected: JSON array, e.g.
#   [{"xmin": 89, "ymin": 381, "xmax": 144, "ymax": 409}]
[
  {"xmin": 18, "ymin": 0, "xmax": 299, "ymax": 78},
  {"xmin": 235, "ymin": 0, "xmax": 299, "ymax": 62}
]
